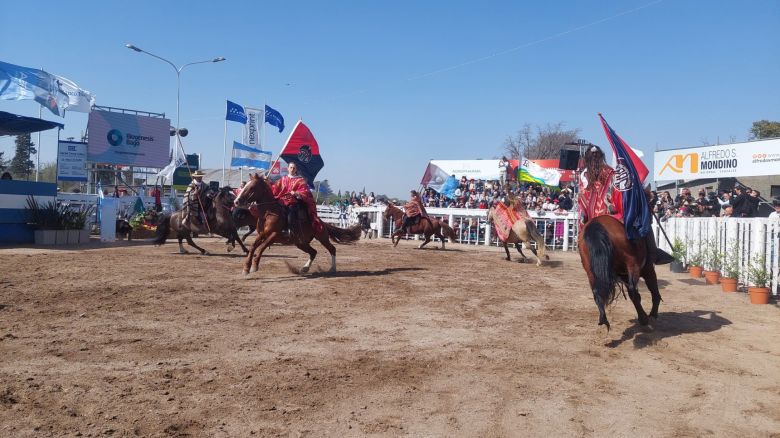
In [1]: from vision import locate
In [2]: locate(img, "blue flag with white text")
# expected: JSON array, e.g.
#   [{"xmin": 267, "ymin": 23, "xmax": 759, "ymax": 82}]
[
  {"xmin": 231, "ymin": 141, "xmax": 272, "ymax": 169},
  {"xmin": 225, "ymin": 100, "xmax": 247, "ymax": 124},
  {"xmin": 0, "ymin": 60, "xmax": 68, "ymax": 116},
  {"xmin": 264, "ymin": 105, "xmax": 284, "ymax": 133}
]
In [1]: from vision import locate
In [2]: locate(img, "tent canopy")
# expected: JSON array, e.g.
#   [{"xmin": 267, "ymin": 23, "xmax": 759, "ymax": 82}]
[{"xmin": 0, "ymin": 111, "xmax": 64, "ymax": 136}]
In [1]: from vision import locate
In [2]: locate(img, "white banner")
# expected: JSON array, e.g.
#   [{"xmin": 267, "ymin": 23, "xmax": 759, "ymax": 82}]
[
  {"xmin": 654, "ymin": 138, "xmax": 780, "ymax": 181},
  {"xmin": 54, "ymin": 75, "xmax": 95, "ymax": 113},
  {"xmin": 429, "ymin": 159, "xmax": 501, "ymax": 181},
  {"xmin": 243, "ymin": 107, "xmax": 262, "ymax": 147},
  {"xmin": 57, "ymin": 141, "xmax": 88, "ymax": 182}
]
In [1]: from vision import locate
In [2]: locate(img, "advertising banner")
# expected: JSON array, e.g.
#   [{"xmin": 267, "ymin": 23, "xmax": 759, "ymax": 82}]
[
  {"xmin": 57, "ymin": 140, "xmax": 88, "ymax": 182},
  {"xmin": 87, "ymin": 110, "xmax": 170, "ymax": 167},
  {"xmin": 428, "ymin": 159, "xmax": 501, "ymax": 181},
  {"xmin": 243, "ymin": 107, "xmax": 262, "ymax": 147},
  {"xmin": 654, "ymin": 138, "xmax": 780, "ymax": 181}
]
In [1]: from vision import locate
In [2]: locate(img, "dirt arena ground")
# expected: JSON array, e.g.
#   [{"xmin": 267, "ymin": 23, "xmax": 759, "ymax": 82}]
[{"xmin": 1, "ymin": 236, "xmax": 779, "ymax": 437}]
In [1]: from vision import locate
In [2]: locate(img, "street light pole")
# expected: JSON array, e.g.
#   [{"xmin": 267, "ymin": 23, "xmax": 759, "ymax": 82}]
[{"xmin": 125, "ymin": 44, "xmax": 225, "ymax": 190}]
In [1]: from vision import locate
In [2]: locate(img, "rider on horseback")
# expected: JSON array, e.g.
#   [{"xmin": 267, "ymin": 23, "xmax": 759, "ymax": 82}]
[
  {"xmin": 183, "ymin": 171, "xmax": 208, "ymax": 231},
  {"xmin": 272, "ymin": 162, "xmax": 322, "ymax": 238},
  {"xmin": 578, "ymin": 145, "xmax": 673, "ymax": 265},
  {"xmin": 398, "ymin": 190, "xmax": 428, "ymax": 234}
]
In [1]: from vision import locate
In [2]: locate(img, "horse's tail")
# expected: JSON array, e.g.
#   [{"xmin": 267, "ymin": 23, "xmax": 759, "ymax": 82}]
[
  {"xmin": 153, "ymin": 214, "xmax": 171, "ymax": 246},
  {"xmin": 583, "ymin": 221, "xmax": 618, "ymax": 308},
  {"xmin": 440, "ymin": 221, "xmax": 457, "ymax": 242},
  {"xmin": 524, "ymin": 219, "xmax": 547, "ymax": 260},
  {"xmin": 324, "ymin": 223, "xmax": 361, "ymax": 244}
]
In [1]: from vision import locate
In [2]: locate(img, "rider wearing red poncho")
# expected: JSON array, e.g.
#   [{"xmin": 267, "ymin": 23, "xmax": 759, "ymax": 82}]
[
  {"xmin": 398, "ymin": 190, "xmax": 428, "ymax": 234},
  {"xmin": 272, "ymin": 161, "xmax": 324, "ymax": 235}
]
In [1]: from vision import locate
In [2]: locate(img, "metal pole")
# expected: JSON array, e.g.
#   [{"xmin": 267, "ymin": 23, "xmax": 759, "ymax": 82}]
[
  {"xmin": 222, "ymin": 119, "xmax": 227, "ymax": 186},
  {"xmin": 36, "ymin": 105, "xmax": 42, "ymax": 181}
]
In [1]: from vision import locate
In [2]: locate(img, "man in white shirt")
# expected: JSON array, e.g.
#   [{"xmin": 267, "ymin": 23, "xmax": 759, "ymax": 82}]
[{"xmin": 769, "ymin": 200, "xmax": 780, "ymax": 220}]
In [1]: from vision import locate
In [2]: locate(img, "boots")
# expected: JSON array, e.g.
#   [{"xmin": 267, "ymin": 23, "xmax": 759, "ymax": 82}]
[
  {"xmin": 287, "ymin": 205, "xmax": 298, "ymax": 237},
  {"xmin": 646, "ymin": 230, "xmax": 674, "ymax": 265}
]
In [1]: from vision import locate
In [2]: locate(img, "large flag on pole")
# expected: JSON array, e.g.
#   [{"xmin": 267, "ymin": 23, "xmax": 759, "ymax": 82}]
[
  {"xmin": 243, "ymin": 107, "xmax": 262, "ymax": 146},
  {"xmin": 420, "ymin": 161, "xmax": 457, "ymax": 197},
  {"xmin": 0, "ymin": 60, "xmax": 68, "ymax": 116},
  {"xmin": 53, "ymin": 74, "xmax": 95, "ymax": 113},
  {"xmin": 279, "ymin": 120, "xmax": 323, "ymax": 187},
  {"xmin": 264, "ymin": 105, "xmax": 285, "ymax": 133},
  {"xmin": 225, "ymin": 100, "xmax": 247, "ymax": 124},
  {"xmin": 598, "ymin": 113, "xmax": 651, "ymax": 240},
  {"xmin": 231, "ymin": 141, "xmax": 271, "ymax": 169},
  {"xmin": 157, "ymin": 137, "xmax": 187, "ymax": 181}
]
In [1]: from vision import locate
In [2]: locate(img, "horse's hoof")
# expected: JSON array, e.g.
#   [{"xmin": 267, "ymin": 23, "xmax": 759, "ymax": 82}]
[
  {"xmin": 226, "ymin": 246, "xmax": 233, "ymax": 253},
  {"xmin": 301, "ymin": 266, "xmax": 310, "ymax": 274},
  {"xmin": 249, "ymin": 266, "xmax": 257, "ymax": 273},
  {"xmin": 179, "ymin": 250, "xmax": 188, "ymax": 254},
  {"xmin": 545, "ymin": 255, "xmax": 550, "ymax": 260},
  {"xmin": 329, "ymin": 268, "xmax": 336, "ymax": 274},
  {"xmin": 202, "ymin": 251, "xmax": 210, "ymax": 256},
  {"xmin": 242, "ymin": 270, "xmax": 249, "ymax": 276}
]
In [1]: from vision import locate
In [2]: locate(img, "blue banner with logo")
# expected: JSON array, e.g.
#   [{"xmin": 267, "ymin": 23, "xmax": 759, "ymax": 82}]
[
  {"xmin": 225, "ymin": 100, "xmax": 247, "ymax": 124},
  {"xmin": 264, "ymin": 104, "xmax": 284, "ymax": 133},
  {"xmin": 0, "ymin": 60, "xmax": 68, "ymax": 116}
]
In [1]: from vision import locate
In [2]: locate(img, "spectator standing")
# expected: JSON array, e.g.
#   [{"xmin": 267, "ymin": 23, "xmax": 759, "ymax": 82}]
[
  {"xmin": 498, "ymin": 156, "xmax": 508, "ymax": 189},
  {"xmin": 768, "ymin": 200, "xmax": 780, "ymax": 220}
]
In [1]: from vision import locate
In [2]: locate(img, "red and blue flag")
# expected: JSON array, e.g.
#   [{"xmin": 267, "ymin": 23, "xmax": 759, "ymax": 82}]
[
  {"xmin": 599, "ymin": 114, "xmax": 651, "ymax": 240},
  {"xmin": 280, "ymin": 120, "xmax": 323, "ymax": 188}
]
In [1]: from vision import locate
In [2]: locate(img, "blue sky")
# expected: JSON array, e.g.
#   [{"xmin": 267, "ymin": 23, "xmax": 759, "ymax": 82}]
[{"xmin": 1, "ymin": 0, "xmax": 778, "ymax": 198}]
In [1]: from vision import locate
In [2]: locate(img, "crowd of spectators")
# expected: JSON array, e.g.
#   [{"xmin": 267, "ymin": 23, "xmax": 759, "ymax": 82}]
[{"xmin": 653, "ymin": 186, "xmax": 767, "ymax": 221}]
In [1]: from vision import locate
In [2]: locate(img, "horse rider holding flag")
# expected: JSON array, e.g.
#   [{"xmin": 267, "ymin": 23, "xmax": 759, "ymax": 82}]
[
  {"xmin": 272, "ymin": 161, "xmax": 324, "ymax": 237},
  {"xmin": 578, "ymin": 115, "xmax": 673, "ymax": 265}
]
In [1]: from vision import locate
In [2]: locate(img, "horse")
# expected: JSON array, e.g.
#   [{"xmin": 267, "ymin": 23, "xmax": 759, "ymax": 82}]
[
  {"xmin": 486, "ymin": 205, "xmax": 548, "ymax": 266},
  {"xmin": 228, "ymin": 206, "xmax": 257, "ymax": 243},
  {"xmin": 382, "ymin": 203, "xmax": 457, "ymax": 249},
  {"xmin": 234, "ymin": 173, "xmax": 361, "ymax": 275},
  {"xmin": 578, "ymin": 215, "xmax": 662, "ymax": 331},
  {"xmin": 154, "ymin": 187, "xmax": 249, "ymax": 255}
]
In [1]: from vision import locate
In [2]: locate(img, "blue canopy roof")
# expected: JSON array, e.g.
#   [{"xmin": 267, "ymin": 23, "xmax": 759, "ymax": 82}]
[{"xmin": 0, "ymin": 111, "xmax": 64, "ymax": 136}]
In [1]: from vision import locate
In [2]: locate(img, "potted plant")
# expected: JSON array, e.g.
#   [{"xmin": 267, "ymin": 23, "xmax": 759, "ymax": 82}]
[
  {"xmin": 669, "ymin": 237, "xmax": 687, "ymax": 273},
  {"xmin": 688, "ymin": 250, "xmax": 704, "ymax": 279},
  {"xmin": 703, "ymin": 241, "xmax": 722, "ymax": 285},
  {"xmin": 720, "ymin": 240, "xmax": 739, "ymax": 292},
  {"xmin": 747, "ymin": 256, "xmax": 771, "ymax": 304},
  {"xmin": 26, "ymin": 196, "xmax": 92, "ymax": 245}
]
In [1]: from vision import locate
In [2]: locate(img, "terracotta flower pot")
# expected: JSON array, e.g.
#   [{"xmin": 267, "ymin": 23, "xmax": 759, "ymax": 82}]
[
  {"xmin": 703, "ymin": 271, "xmax": 721, "ymax": 285},
  {"xmin": 689, "ymin": 266, "xmax": 704, "ymax": 278},
  {"xmin": 748, "ymin": 287, "xmax": 770, "ymax": 305},
  {"xmin": 720, "ymin": 277, "xmax": 738, "ymax": 293}
]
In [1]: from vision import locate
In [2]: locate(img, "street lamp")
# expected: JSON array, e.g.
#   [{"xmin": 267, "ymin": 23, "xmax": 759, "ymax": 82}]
[{"xmin": 125, "ymin": 43, "xmax": 225, "ymax": 138}]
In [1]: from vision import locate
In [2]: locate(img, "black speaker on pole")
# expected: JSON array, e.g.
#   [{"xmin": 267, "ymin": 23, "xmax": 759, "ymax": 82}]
[{"xmin": 559, "ymin": 149, "xmax": 580, "ymax": 170}]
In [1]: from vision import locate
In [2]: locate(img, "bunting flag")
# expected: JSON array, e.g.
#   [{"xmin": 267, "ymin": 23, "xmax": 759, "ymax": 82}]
[
  {"xmin": 231, "ymin": 141, "xmax": 272, "ymax": 169},
  {"xmin": 0, "ymin": 60, "xmax": 68, "ymax": 116},
  {"xmin": 598, "ymin": 113, "xmax": 651, "ymax": 240},
  {"xmin": 279, "ymin": 120, "xmax": 323, "ymax": 187},
  {"xmin": 225, "ymin": 100, "xmax": 247, "ymax": 124},
  {"xmin": 264, "ymin": 105, "xmax": 284, "ymax": 133},
  {"xmin": 517, "ymin": 158, "xmax": 561, "ymax": 186}
]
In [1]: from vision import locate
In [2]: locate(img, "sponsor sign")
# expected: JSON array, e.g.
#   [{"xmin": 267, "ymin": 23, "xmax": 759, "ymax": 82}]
[
  {"xmin": 429, "ymin": 159, "xmax": 502, "ymax": 181},
  {"xmin": 654, "ymin": 138, "xmax": 780, "ymax": 181},
  {"xmin": 243, "ymin": 107, "xmax": 262, "ymax": 147},
  {"xmin": 57, "ymin": 141, "xmax": 88, "ymax": 182},
  {"xmin": 87, "ymin": 110, "xmax": 170, "ymax": 167}
]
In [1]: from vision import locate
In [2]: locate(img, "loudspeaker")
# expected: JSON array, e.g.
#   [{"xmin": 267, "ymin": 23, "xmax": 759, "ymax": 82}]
[{"xmin": 559, "ymin": 149, "xmax": 580, "ymax": 170}]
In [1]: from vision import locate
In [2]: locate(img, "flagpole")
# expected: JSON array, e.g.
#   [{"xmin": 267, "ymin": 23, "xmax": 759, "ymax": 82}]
[
  {"xmin": 36, "ymin": 105, "xmax": 42, "ymax": 182},
  {"xmin": 221, "ymin": 118, "xmax": 227, "ymax": 187}
]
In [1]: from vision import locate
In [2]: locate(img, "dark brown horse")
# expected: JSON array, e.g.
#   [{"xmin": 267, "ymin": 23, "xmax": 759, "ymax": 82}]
[
  {"xmin": 154, "ymin": 187, "xmax": 249, "ymax": 255},
  {"xmin": 383, "ymin": 203, "xmax": 457, "ymax": 249},
  {"xmin": 578, "ymin": 215, "xmax": 661, "ymax": 330},
  {"xmin": 234, "ymin": 173, "xmax": 361, "ymax": 275}
]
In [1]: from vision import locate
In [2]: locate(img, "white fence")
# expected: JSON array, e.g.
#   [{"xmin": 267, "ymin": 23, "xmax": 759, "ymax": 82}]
[
  {"xmin": 653, "ymin": 217, "xmax": 780, "ymax": 295},
  {"xmin": 322, "ymin": 205, "xmax": 580, "ymax": 251}
]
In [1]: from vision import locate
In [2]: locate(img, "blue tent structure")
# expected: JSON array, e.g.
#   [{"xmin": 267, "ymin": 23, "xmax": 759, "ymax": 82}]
[{"xmin": 0, "ymin": 110, "xmax": 63, "ymax": 136}]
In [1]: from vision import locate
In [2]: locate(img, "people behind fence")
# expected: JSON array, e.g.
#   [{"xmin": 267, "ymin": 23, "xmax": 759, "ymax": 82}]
[{"xmin": 650, "ymin": 185, "xmax": 768, "ymax": 219}]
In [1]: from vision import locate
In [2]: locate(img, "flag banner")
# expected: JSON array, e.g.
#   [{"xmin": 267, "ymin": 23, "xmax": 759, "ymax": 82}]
[
  {"xmin": 157, "ymin": 139, "xmax": 187, "ymax": 181},
  {"xmin": 264, "ymin": 104, "xmax": 285, "ymax": 133},
  {"xmin": 231, "ymin": 141, "xmax": 271, "ymax": 169},
  {"xmin": 420, "ymin": 162, "xmax": 453, "ymax": 192},
  {"xmin": 517, "ymin": 158, "xmax": 561, "ymax": 186},
  {"xmin": 243, "ymin": 107, "xmax": 262, "ymax": 146},
  {"xmin": 0, "ymin": 60, "xmax": 68, "ymax": 116},
  {"xmin": 599, "ymin": 113, "xmax": 651, "ymax": 240},
  {"xmin": 279, "ymin": 120, "xmax": 324, "ymax": 187},
  {"xmin": 54, "ymin": 75, "xmax": 95, "ymax": 113},
  {"xmin": 225, "ymin": 100, "xmax": 247, "ymax": 124}
]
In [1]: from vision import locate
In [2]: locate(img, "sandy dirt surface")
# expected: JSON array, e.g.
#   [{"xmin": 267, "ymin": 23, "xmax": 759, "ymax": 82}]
[{"xmin": 1, "ymin": 236, "xmax": 779, "ymax": 437}]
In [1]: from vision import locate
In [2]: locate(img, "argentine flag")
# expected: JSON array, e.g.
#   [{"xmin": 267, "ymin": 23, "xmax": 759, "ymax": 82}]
[{"xmin": 231, "ymin": 141, "xmax": 272, "ymax": 169}]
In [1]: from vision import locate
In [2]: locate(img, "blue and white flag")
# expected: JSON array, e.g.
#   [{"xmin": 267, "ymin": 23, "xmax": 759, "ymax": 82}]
[
  {"xmin": 225, "ymin": 100, "xmax": 247, "ymax": 124},
  {"xmin": 231, "ymin": 141, "xmax": 272, "ymax": 169},
  {"xmin": 0, "ymin": 60, "xmax": 68, "ymax": 116},
  {"xmin": 54, "ymin": 75, "xmax": 95, "ymax": 113},
  {"xmin": 264, "ymin": 104, "xmax": 284, "ymax": 133}
]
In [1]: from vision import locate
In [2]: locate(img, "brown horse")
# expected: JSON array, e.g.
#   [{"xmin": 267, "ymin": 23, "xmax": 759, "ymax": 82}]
[
  {"xmin": 234, "ymin": 173, "xmax": 361, "ymax": 275},
  {"xmin": 154, "ymin": 187, "xmax": 249, "ymax": 255},
  {"xmin": 383, "ymin": 203, "xmax": 457, "ymax": 249},
  {"xmin": 578, "ymin": 215, "xmax": 662, "ymax": 330},
  {"xmin": 486, "ymin": 206, "xmax": 548, "ymax": 266}
]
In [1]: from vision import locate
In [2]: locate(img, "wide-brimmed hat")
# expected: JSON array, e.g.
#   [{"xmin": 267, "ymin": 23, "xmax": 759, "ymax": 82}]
[{"xmin": 192, "ymin": 171, "xmax": 205, "ymax": 177}]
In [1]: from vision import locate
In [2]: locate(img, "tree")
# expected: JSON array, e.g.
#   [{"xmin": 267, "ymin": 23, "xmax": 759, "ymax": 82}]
[
  {"xmin": 314, "ymin": 179, "xmax": 335, "ymax": 203},
  {"xmin": 0, "ymin": 151, "xmax": 7, "ymax": 171},
  {"xmin": 749, "ymin": 120, "xmax": 780, "ymax": 140},
  {"xmin": 503, "ymin": 122, "xmax": 580, "ymax": 160},
  {"xmin": 10, "ymin": 133, "xmax": 37, "ymax": 180}
]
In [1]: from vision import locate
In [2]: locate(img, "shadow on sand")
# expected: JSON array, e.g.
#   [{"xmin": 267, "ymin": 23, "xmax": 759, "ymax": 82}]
[
  {"xmin": 259, "ymin": 266, "xmax": 426, "ymax": 283},
  {"xmin": 606, "ymin": 310, "xmax": 732, "ymax": 349}
]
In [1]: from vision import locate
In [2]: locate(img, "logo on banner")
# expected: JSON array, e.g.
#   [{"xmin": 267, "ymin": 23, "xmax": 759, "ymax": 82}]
[
  {"xmin": 613, "ymin": 159, "xmax": 632, "ymax": 192},
  {"xmin": 107, "ymin": 129, "xmax": 123, "ymax": 146},
  {"xmin": 297, "ymin": 145, "xmax": 312, "ymax": 163}
]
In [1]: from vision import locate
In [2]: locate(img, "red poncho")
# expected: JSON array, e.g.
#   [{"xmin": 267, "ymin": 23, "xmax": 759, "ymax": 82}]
[
  {"xmin": 272, "ymin": 175, "xmax": 324, "ymax": 234},
  {"xmin": 577, "ymin": 166, "xmax": 623, "ymax": 230}
]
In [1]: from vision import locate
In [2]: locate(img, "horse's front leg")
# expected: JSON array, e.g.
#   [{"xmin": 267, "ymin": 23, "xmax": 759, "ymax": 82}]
[
  {"xmin": 184, "ymin": 232, "xmax": 208, "ymax": 255},
  {"xmin": 418, "ymin": 234, "xmax": 432, "ymax": 249},
  {"xmin": 251, "ymin": 231, "xmax": 278, "ymax": 273},
  {"xmin": 642, "ymin": 265, "xmax": 662, "ymax": 319},
  {"xmin": 627, "ymin": 273, "xmax": 649, "ymax": 326},
  {"xmin": 515, "ymin": 242, "xmax": 529, "ymax": 263},
  {"xmin": 234, "ymin": 229, "xmax": 250, "ymax": 254},
  {"xmin": 503, "ymin": 241, "xmax": 511, "ymax": 261},
  {"xmin": 244, "ymin": 226, "xmax": 265, "ymax": 275}
]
